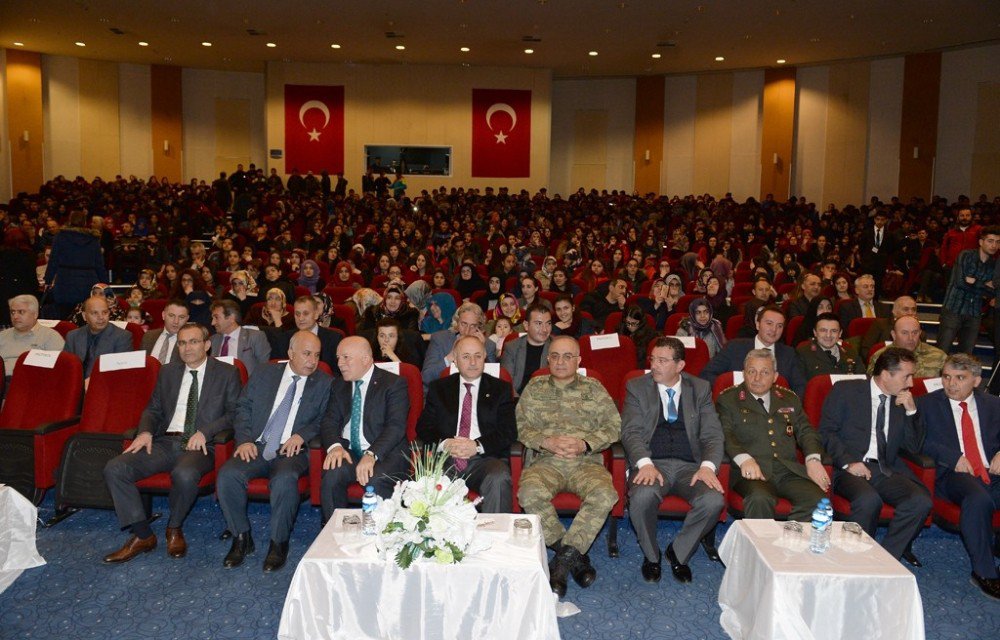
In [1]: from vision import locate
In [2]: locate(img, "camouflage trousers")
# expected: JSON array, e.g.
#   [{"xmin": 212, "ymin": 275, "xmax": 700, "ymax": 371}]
[{"xmin": 517, "ymin": 454, "xmax": 618, "ymax": 554}]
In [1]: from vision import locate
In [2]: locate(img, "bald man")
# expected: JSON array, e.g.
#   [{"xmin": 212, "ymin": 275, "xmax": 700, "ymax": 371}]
[{"xmin": 319, "ymin": 336, "xmax": 410, "ymax": 523}]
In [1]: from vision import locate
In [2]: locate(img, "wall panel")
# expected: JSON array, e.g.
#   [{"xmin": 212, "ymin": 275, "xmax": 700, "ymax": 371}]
[
  {"xmin": 866, "ymin": 58, "xmax": 904, "ymax": 201},
  {"xmin": 214, "ymin": 98, "xmax": 252, "ymax": 176},
  {"xmin": 42, "ymin": 55, "xmax": 81, "ymax": 180},
  {"xmin": 119, "ymin": 63, "xmax": 153, "ymax": 178},
  {"xmin": 633, "ymin": 75, "xmax": 664, "ymax": 195},
  {"xmin": 730, "ymin": 70, "xmax": 763, "ymax": 201},
  {"xmin": 693, "ymin": 73, "xmax": 733, "ymax": 195},
  {"xmin": 5, "ymin": 49, "xmax": 44, "ymax": 195},
  {"xmin": 792, "ymin": 66, "xmax": 828, "ymax": 202},
  {"xmin": 970, "ymin": 83, "xmax": 1000, "ymax": 197},
  {"xmin": 898, "ymin": 52, "xmax": 940, "ymax": 202},
  {"xmin": 151, "ymin": 65, "xmax": 183, "ymax": 182},
  {"xmin": 663, "ymin": 75, "xmax": 697, "ymax": 197},
  {"xmin": 78, "ymin": 59, "xmax": 120, "ymax": 179},
  {"xmin": 822, "ymin": 62, "xmax": 870, "ymax": 207},
  {"xmin": 762, "ymin": 68, "xmax": 796, "ymax": 201}
]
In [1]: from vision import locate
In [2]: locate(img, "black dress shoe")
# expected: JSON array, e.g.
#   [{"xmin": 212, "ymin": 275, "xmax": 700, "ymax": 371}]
[
  {"xmin": 901, "ymin": 550, "xmax": 922, "ymax": 568},
  {"xmin": 666, "ymin": 544, "xmax": 692, "ymax": 583},
  {"xmin": 263, "ymin": 540, "xmax": 290, "ymax": 572},
  {"xmin": 548, "ymin": 548, "xmax": 570, "ymax": 598},
  {"xmin": 641, "ymin": 557, "xmax": 662, "ymax": 583},
  {"xmin": 569, "ymin": 550, "xmax": 597, "ymax": 588},
  {"xmin": 700, "ymin": 530, "xmax": 723, "ymax": 565},
  {"xmin": 971, "ymin": 572, "xmax": 1000, "ymax": 600},
  {"xmin": 223, "ymin": 532, "xmax": 254, "ymax": 568}
]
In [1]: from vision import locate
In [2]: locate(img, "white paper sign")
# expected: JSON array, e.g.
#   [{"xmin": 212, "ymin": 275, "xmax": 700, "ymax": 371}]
[
  {"xmin": 99, "ymin": 350, "xmax": 147, "ymax": 372},
  {"xmin": 829, "ymin": 374, "xmax": 867, "ymax": 384},
  {"xmin": 589, "ymin": 333, "xmax": 620, "ymax": 350},
  {"xmin": 732, "ymin": 371, "xmax": 745, "ymax": 385},
  {"xmin": 36, "ymin": 319, "xmax": 59, "ymax": 328},
  {"xmin": 375, "ymin": 361, "xmax": 400, "ymax": 375},
  {"xmin": 110, "ymin": 320, "xmax": 128, "ymax": 329},
  {"xmin": 675, "ymin": 336, "xmax": 696, "ymax": 349},
  {"xmin": 215, "ymin": 356, "xmax": 236, "ymax": 366},
  {"xmin": 921, "ymin": 377, "xmax": 943, "ymax": 392},
  {"xmin": 577, "ymin": 367, "xmax": 589, "ymax": 376},
  {"xmin": 23, "ymin": 349, "xmax": 60, "ymax": 369},
  {"xmin": 243, "ymin": 325, "xmax": 260, "ymax": 331}
]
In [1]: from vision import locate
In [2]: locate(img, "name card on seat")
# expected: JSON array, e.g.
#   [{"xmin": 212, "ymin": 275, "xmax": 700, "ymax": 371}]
[
  {"xmin": 578, "ymin": 367, "xmax": 589, "ymax": 376},
  {"xmin": 675, "ymin": 336, "xmax": 695, "ymax": 348},
  {"xmin": 829, "ymin": 374, "xmax": 867, "ymax": 384},
  {"xmin": 243, "ymin": 325, "xmax": 260, "ymax": 330},
  {"xmin": 110, "ymin": 320, "xmax": 128, "ymax": 329},
  {"xmin": 24, "ymin": 349, "xmax": 60, "ymax": 369},
  {"xmin": 732, "ymin": 371, "xmax": 744, "ymax": 385},
  {"xmin": 215, "ymin": 356, "xmax": 236, "ymax": 366},
  {"xmin": 922, "ymin": 377, "xmax": 943, "ymax": 392},
  {"xmin": 36, "ymin": 319, "xmax": 59, "ymax": 328},
  {"xmin": 589, "ymin": 333, "xmax": 620, "ymax": 350},
  {"xmin": 374, "ymin": 361, "xmax": 400, "ymax": 375},
  {"xmin": 99, "ymin": 350, "xmax": 147, "ymax": 372}
]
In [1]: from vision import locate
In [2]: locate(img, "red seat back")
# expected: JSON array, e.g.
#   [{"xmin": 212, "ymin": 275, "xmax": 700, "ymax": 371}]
[
  {"xmin": 0, "ymin": 351, "xmax": 83, "ymax": 428},
  {"xmin": 802, "ymin": 374, "xmax": 867, "ymax": 427},
  {"xmin": 847, "ymin": 317, "xmax": 877, "ymax": 339},
  {"xmin": 644, "ymin": 336, "xmax": 711, "ymax": 376},
  {"xmin": 330, "ymin": 304, "xmax": 357, "ymax": 336},
  {"xmin": 80, "ymin": 356, "xmax": 161, "ymax": 433},
  {"xmin": 579, "ymin": 334, "xmax": 636, "ymax": 406}
]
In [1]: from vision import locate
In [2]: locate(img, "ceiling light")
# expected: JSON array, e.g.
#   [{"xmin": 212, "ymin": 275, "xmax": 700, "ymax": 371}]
[
  {"xmin": 714, "ymin": 56, "xmax": 725, "ymax": 61},
  {"xmin": 460, "ymin": 47, "xmax": 470, "ymax": 52},
  {"xmin": 651, "ymin": 53, "xmax": 661, "ymax": 59},
  {"xmin": 776, "ymin": 59, "xmax": 786, "ymax": 64},
  {"xmin": 330, "ymin": 43, "xmax": 341, "ymax": 49},
  {"xmin": 138, "ymin": 41, "xmax": 148, "ymax": 47},
  {"xmin": 266, "ymin": 42, "xmax": 277, "ymax": 48},
  {"xmin": 524, "ymin": 48, "xmax": 534, "ymax": 54},
  {"xmin": 588, "ymin": 51, "xmax": 598, "ymax": 57},
  {"xmin": 75, "ymin": 42, "xmax": 86, "ymax": 47},
  {"xmin": 395, "ymin": 45, "xmax": 405, "ymax": 51},
  {"xmin": 202, "ymin": 42, "xmax": 212, "ymax": 47},
  {"xmin": 13, "ymin": 42, "xmax": 24, "ymax": 47}
]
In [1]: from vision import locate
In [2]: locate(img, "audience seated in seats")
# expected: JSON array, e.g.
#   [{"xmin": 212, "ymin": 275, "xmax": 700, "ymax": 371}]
[
  {"xmin": 796, "ymin": 312, "xmax": 865, "ymax": 379},
  {"xmin": 676, "ymin": 298, "xmax": 726, "ymax": 358},
  {"xmin": 170, "ymin": 268, "xmax": 214, "ymax": 326},
  {"xmin": 368, "ymin": 317, "xmax": 421, "ymax": 367},
  {"xmin": 860, "ymin": 296, "xmax": 917, "ymax": 363},
  {"xmin": 838, "ymin": 274, "xmax": 887, "ymax": 330},
  {"xmin": 421, "ymin": 302, "xmax": 498, "ymax": 391},
  {"xmin": 245, "ymin": 287, "xmax": 291, "ymax": 328},
  {"xmin": 140, "ymin": 300, "xmax": 190, "ymax": 365},
  {"xmin": 552, "ymin": 294, "xmax": 597, "ymax": 339},
  {"xmin": 580, "ymin": 278, "xmax": 628, "ymax": 329},
  {"xmin": 501, "ymin": 303, "xmax": 553, "ymax": 396},
  {"xmin": 209, "ymin": 299, "xmax": 271, "ymax": 376},
  {"xmin": 617, "ymin": 304, "xmax": 659, "ymax": 369},
  {"xmin": 867, "ymin": 315, "xmax": 947, "ymax": 379},
  {"xmin": 358, "ymin": 285, "xmax": 418, "ymax": 333},
  {"xmin": 63, "ymin": 296, "xmax": 133, "ymax": 385},
  {"xmin": 738, "ymin": 278, "xmax": 776, "ymax": 339},
  {"xmin": 0, "ymin": 294, "xmax": 64, "ymax": 388},
  {"xmin": 268, "ymin": 296, "xmax": 342, "ymax": 376}
]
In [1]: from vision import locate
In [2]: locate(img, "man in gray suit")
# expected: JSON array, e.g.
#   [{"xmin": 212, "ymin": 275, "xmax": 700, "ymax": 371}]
[
  {"xmin": 140, "ymin": 300, "xmax": 190, "ymax": 364},
  {"xmin": 501, "ymin": 303, "xmax": 552, "ymax": 396},
  {"xmin": 63, "ymin": 296, "xmax": 133, "ymax": 382},
  {"xmin": 217, "ymin": 330, "xmax": 333, "ymax": 571},
  {"xmin": 421, "ymin": 302, "xmax": 497, "ymax": 391},
  {"xmin": 622, "ymin": 336, "xmax": 725, "ymax": 583},
  {"xmin": 320, "ymin": 336, "xmax": 410, "ymax": 523},
  {"xmin": 209, "ymin": 299, "xmax": 270, "ymax": 376},
  {"xmin": 102, "ymin": 323, "xmax": 242, "ymax": 564}
]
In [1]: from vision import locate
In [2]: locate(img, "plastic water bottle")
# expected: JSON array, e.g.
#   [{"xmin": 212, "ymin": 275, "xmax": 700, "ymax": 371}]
[
  {"xmin": 809, "ymin": 498, "xmax": 832, "ymax": 554},
  {"xmin": 361, "ymin": 485, "xmax": 378, "ymax": 535}
]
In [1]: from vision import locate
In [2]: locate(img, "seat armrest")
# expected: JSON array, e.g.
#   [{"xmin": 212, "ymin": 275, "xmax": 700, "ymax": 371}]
[
  {"xmin": 899, "ymin": 449, "xmax": 934, "ymax": 468},
  {"xmin": 33, "ymin": 416, "xmax": 82, "ymax": 435}
]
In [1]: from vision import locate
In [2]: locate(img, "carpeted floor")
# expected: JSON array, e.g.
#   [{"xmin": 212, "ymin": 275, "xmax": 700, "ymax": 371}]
[{"xmin": 1, "ymin": 495, "xmax": 998, "ymax": 639}]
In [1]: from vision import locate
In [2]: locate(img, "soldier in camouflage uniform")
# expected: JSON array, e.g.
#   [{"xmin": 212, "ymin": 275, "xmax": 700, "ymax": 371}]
[
  {"xmin": 717, "ymin": 348, "xmax": 831, "ymax": 521},
  {"xmin": 796, "ymin": 312, "xmax": 865, "ymax": 380},
  {"xmin": 867, "ymin": 315, "xmax": 947, "ymax": 379},
  {"xmin": 516, "ymin": 335, "xmax": 621, "ymax": 597}
]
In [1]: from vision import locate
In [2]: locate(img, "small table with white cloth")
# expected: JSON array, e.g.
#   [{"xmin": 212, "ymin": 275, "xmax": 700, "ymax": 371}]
[
  {"xmin": 278, "ymin": 510, "xmax": 560, "ymax": 640},
  {"xmin": 717, "ymin": 519, "xmax": 924, "ymax": 640},
  {"xmin": 0, "ymin": 484, "xmax": 46, "ymax": 594}
]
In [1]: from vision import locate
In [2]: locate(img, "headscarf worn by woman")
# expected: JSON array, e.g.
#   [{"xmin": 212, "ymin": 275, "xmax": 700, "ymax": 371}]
[
  {"xmin": 686, "ymin": 297, "xmax": 726, "ymax": 347},
  {"xmin": 420, "ymin": 292, "xmax": 457, "ymax": 333},
  {"xmin": 298, "ymin": 259, "xmax": 322, "ymax": 294}
]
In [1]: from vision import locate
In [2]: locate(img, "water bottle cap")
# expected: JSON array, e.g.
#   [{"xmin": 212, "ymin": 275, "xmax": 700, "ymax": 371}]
[{"xmin": 365, "ymin": 485, "xmax": 375, "ymax": 492}]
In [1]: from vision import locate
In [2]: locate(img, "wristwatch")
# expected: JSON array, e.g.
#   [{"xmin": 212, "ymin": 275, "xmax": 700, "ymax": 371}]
[{"xmin": 364, "ymin": 450, "xmax": 377, "ymax": 461}]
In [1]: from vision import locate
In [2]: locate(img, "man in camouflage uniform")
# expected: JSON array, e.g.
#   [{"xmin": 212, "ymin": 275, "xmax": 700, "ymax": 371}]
[
  {"xmin": 516, "ymin": 335, "xmax": 621, "ymax": 597},
  {"xmin": 796, "ymin": 312, "xmax": 865, "ymax": 380},
  {"xmin": 867, "ymin": 315, "xmax": 947, "ymax": 379},
  {"xmin": 717, "ymin": 348, "xmax": 830, "ymax": 521}
]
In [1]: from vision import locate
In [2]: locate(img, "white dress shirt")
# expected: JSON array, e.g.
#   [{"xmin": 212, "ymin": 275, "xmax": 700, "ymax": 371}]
[
  {"xmin": 166, "ymin": 359, "xmax": 209, "ymax": 434},
  {"xmin": 948, "ymin": 393, "xmax": 988, "ymax": 465}
]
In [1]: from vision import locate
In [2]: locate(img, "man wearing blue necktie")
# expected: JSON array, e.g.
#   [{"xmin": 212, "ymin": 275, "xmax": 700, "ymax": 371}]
[{"xmin": 319, "ymin": 336, "xmax": 410, "ymax": 524}]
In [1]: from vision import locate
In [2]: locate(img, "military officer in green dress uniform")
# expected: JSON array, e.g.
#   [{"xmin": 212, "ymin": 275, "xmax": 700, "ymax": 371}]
[
  {"xmin": 717, "ymin": 348, "xmax": 831, "ymax": 521},
  {"xmin": 796, "ymin": 312, "xmax": 865, "ymax": 380}
]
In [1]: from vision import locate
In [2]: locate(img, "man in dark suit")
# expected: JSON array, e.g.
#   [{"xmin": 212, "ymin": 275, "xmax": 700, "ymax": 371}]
[
  {"xmin": 209, "ymin": 299, "xmax": 270, "ymax": 376},
  {"xmin": 319, "ymin": 337, "xmax": 410, "ymax": 522},
  {"xmin": 102, "ymin": 323, "xmax": 241, "ymax": 563},
  {"xmin": 418, "ymin": 335, "xmax": 517, "ymax": 513},
  {"xmin": 700, "ymin": 305, "xmax": 807, "ymax": 397},
  {"xmin": 819, "ymin": 347, "xmax": 931, "ymax": 562},
  {"xmin": 858, "ymin": 211, "xmax": 897, "ymax": 296},
  {"xmin": 918, "ymin": 354, "xmax": 1000, "ymax": 600},
  {"xmin": 217, "ymin": 330, "xmax": 333, "ymax": 571},
  {"xmin": 501, "ymin": 303, "xmax": 552, "ymax": 396},
  {"xmin": 421, "ymin": 302, "xmax": 498, "ymax": 390},
  {"xmin": 838, "ymin": 275, "xmax": 887, "ymax": 331},
  {"xmin": 622, "ymin": 337, "xmax": 725, "ymax": 584},
  {"xmin": 269, "ymin": 296, "xmax": 342, "ymax": 374},
  {"xmin": 140, "ymin": 300, "xmax": 190, "ymax": 365},
  {"xmin": 63, "ymin": 296, "xmax": 133, "ymax": 382},
  {"xmin": 738, "ymin": 278, "xmax": 775, "ymax": 338}
]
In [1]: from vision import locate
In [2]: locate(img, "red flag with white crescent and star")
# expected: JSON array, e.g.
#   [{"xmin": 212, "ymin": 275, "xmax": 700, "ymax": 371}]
[
  {"xmin": 284, "ymin": 84, "xmax": 345, "ymax": 175},
  {"xmin": 471, "ymin": 89, "xmax": 531, "ymax": 178}
]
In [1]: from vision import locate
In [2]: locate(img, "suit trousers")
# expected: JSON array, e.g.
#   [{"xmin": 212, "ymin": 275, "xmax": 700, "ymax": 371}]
[
  {"xmin": 103, "ymin": 436, "xmax": 214, "ymax": 529},
  {"xmin": 320, "ymin": 451, "xmax": 409, "ymax": 522},
  {"xmin": 216, "ymin": 445, "xmax": 309, "ymax": 544},
  {"xmin": 732, "ymin": 462, "xmax": 825, "ymax": 522},
  {"xmin": 833, "ymin": 464, "xmax": 931, "ymax": 559},
  {"xmin": 628, "ymin": 459, "xmax": 725, "ymax": 563},
  {"xmin": 936, "ymin": 472, "xmax": 1000, "ymax": 578},
  {"xmin": 517, "ymin": 455, "xmax": 618, "ymax": 554},
  {"xmin": 451, "ymin": 455, "xmax": 512, "ymax": 514}
]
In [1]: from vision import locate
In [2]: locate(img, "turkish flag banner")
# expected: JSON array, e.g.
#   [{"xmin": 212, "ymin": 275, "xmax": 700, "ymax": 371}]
[
  {"xmin": 471, "ymin": 89, "xmax": 531, "ymax": 178},
  {"xmin": 284, "ymin": 84, "xmax": 345, "ymax": 174}
]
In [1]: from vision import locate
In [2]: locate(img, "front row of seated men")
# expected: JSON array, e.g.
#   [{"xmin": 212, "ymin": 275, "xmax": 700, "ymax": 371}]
[{"xmin": 99, "ymin": 325, "xmax": 999, "ymax": 600}]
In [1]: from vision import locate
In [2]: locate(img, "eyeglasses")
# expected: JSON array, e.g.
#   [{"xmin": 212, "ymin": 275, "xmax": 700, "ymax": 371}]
[{"xmin": 547, "ymin": 352, "xmax": 580, "ymax": 362}]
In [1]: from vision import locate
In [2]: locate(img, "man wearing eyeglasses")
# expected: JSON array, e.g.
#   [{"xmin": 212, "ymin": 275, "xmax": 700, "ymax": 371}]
[
  {"xmin": 516, "ymin": 335, "xmax": 621, "ymax": 598},
  {"xmin": 621, "ymin": 337, "xmax": 725, "ymax": 584},
  {"xmin": 501, "ymin": 303, "xmax": 552, "ymax": 396},
  {"xmin": 420, "ymin": 302, "xmax": 498, "ymax": 391}
]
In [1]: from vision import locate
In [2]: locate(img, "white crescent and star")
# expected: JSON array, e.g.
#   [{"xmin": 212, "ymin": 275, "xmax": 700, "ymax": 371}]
[
  {"xmin": 299, "ymin": 100, "xmax": 330, "ymax": 142},
  {"xmin": 485, "ymin": 102, "xmax": 517, "ymax": 144}
]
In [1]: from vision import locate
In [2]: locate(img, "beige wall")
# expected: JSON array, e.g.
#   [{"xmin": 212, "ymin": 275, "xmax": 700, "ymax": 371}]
[
  {"xmin": 41, "ymin": 55, "xmax": 81, "ymax": 179},
  {"xmin": 265, "ymin": 62, "xmax": 552, "ymax": 192},
  {"xmin": 866, "ymin": 58, "xmax": 904, "ymax": 202},
  {"xmin": 0, "ymin": 49, "xmax": 9, "ymax": 202},
  {"xmin": 119, "ymin": 63, "xmax": 152, "ymax": 178},
  {"xmin": 78, "ymin": 60, "xmax": 121, "ymax": 179},
  {"xmin": 821, "ymin": 62, "xmax": 870, "ymax": 207}
]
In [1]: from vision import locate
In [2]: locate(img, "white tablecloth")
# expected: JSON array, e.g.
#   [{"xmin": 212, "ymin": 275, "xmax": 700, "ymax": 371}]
[
  {"xmin": 718, "ymin": 520, "xmax": 924, "ymax": 640},
  {"xmin": 278, "ymin": 511, "xmax": 560, "ymax": 640},
  {"xmin": 0, "ymin": 485, "xmax": 46, "ymax": 594}
]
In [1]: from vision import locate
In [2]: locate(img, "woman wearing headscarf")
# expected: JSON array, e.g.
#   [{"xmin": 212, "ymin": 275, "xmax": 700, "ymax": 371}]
[
  {"xmin": 476, "ymin": 273, "xmax": 505, "ymax": 313},
  {"xmin": 704, "ymin": 275, "xmax": 734, "ymax": 325},
  {"xmin": 405, "ymin": 279, "xmax": 432, "ymax": 329},
  {"xmin": 420, "ymin": 292, "xmax": 458, "ymax": 335},
  {"xmin": 453, "ymin": 262, "xmax": 486, "ymax": 300},
  {"xmin": 222, "ymin": 269, "xmax": 259, "ymax": 319},
  {"xmin": 693, "ymin": 267, "xmax": 714, "ymax": 294},
  {"xmin": 347, "ymin": 288, "xmax": 383, "ymax": 325},
  {"xmin": 171, "ymin": 268, "xmax": 215, "ymax": 326},
  {"xmin": 486, "ymin": 293, "xmax": 523, "ymax": 334},
  {"xmin": 709, "ymin": 255, "xmax": 734, "ymax": 295},
  {"xmin": 617, "ymin": 304, "xmax": 658, "ymax": 368},
  {"xmin": 68, "ymin": 283, "xmax": 127, "ymax": 325},
  {"xmin": 360, "ymin": 285, "xmax": 419, "ymax": 332},
  {"xmin": 637, "ymin": 275, "xmax": 682, "ymax": 331},
  {"xmin": 245, "ymin": 287, "xmax": 291, "ymax": 328},
  {"xmin": 676, "ymin": 297, "xmax": 727, "ymax": 357},
  {"xmin": 297, "ymin": 259, "xmax": 326, "ymax": 294},
  {"xmin": 135, "ymin": 269, "xmax": 161, "ymax": 300},
  {"xmin": 678, "ymin": 252, "xmax": 703, "ymax": 284}
]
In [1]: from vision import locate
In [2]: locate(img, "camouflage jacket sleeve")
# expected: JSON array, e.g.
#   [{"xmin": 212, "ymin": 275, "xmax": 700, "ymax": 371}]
[{"xmin": 516, "ymin": 375, "xmax": 621, "ymax": 452}]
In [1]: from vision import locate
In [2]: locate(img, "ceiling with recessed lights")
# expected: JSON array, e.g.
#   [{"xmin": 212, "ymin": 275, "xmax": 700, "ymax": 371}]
[{"xmin": 2, "ymin": 1, "xmax": 998, "ymax": 77}]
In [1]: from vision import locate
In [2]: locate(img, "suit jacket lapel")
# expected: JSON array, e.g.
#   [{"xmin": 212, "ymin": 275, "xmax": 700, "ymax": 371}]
[{"xmin": 680, "ymin": 376, "xmax": 699, "ymax": 453}]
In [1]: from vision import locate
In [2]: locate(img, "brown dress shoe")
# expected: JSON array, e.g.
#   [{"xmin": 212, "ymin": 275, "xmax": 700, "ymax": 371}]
[
  {"xmin": 165, "ymin": 527, "xmax": 187, "ymax": 558},
  {"xmin": 103, "ymin": 535, "xmax": 157, "ymax": 564}
]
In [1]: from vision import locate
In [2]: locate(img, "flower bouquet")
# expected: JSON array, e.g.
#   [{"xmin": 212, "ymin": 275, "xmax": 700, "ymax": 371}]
[{"xmin": 372, "ymin": 447, "xmax": 489, "ymax": 569}]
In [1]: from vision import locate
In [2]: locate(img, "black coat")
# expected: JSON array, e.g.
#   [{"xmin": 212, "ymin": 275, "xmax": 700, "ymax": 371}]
[{"xmin": 44, "ymin": 228, "xmax": 107, "ymax": 305}]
